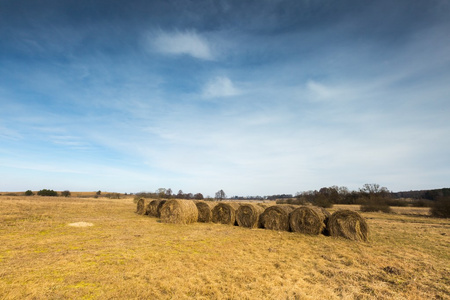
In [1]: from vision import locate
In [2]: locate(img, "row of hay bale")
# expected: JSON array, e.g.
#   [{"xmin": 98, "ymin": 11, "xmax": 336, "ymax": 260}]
[{"xmin": 136, "ymin": 199, "xmax": 369, "ymax": 241}]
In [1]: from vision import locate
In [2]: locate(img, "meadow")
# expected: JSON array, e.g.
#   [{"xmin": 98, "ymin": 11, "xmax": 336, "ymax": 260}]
[{"xmin": 0, "ymin": 196, "xmax": 448, "ymax": 299}]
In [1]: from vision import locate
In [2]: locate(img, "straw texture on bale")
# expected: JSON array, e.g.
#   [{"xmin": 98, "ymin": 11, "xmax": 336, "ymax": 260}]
[
  {"xmin": 212, "ymin": 202, "xmax": 240, "ymax": 225},
  {"xmin": 319, "ymin": 207, "xmax": 331, "ymax": 219},
  {"xmin": 146, "ymin": 199, "xmax": 164, "ymax": 217},
  {"xmin": 289, "ymin": 206, "xmax": 326, "ymax": 235},
  {"xmin": 156, "ymin": 200, "xmax": 167, "ymax": 217},
  {"xmin": 136, "ymin": 198, "xmax": 147, "ymax": 215},
  {"xmin": 160, "ymin": 199, "xmax": 198, "ymax": 224},
  {"xmin": 260, "ymin": 205, "xmax": 294, "ymax": 231},
  {"xmin": 327, "ymin": 210, "xmax": 369, "ymax": 241},
  {"xmin": 318, "ymin": 207, "xmax": 331, "ymax": 235},
  {"xmin": 195, "ymin": 201, "xmax": 217, "ymax": 223},
  {"xmin": 236, "ymin": 203, "xmax": 264, "ymax": 228}
]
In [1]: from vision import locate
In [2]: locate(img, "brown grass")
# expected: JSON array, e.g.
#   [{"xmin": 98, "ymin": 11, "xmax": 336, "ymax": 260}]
[
  {"xmin": 328, "ymin": 210, "xmax": 369, "ymax": 242},
  {"xmin": 289, "ymin": 206, "xmax": 327, "ymax": 235},
  {"xmin": 195, "ymin": 201, "xmax": 216, "ymax": 223},
  {"xmin": 159, "ymin": 199, "xmax": 198, "ymax": 224},
  {"xmin": 331, "ymin": 204, "xmax": 431, "ymax": 216},
  {"xmin": 211, "ymin": 202, "xmax": 240, "ymax": 225},
  {"xmin": 235, "ymin": 203, "xmax": 264, "ymax": 228},
  {"xmin": 0, "ymin": 196, "xmax": 449, "ymax": 299},
  {"xmin": 260, "ymin": 205, "xmax": 294, "ymax": 231}
]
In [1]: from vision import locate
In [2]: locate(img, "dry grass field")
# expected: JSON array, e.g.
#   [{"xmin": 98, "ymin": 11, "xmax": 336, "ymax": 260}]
[{"xmin": 0, "ymin": 196, "xmax": 449, "ymax": 299}]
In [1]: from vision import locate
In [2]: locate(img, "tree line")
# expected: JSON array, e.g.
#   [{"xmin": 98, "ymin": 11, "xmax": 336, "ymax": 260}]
[
  {"xmin": 274, "ymin": 184, "xmax": 449, "ymax": 218},
  {"xmin": 135, "ymin": 188, "xmax": 206, "ymax": 201},
  {"xmin": 135, "ymin": 188, "xmax": 229, "ymax": 201}
]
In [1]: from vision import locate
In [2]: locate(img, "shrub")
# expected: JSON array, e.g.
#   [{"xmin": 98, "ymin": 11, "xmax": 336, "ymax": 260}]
[
  {"xmin": 360, "ymin": 197, "xmax": 392, "ymax": 213},
  {"xmin": 292, "ymin": 198, "xmax": 307, "ymax": 205},
  {"xmin": 194, "ymin": 193, "xmax": 204, "ymax": 200},
  {"xmin": 276, "ymin": 198, "xmax": 305, "ymax": 205},
  {"xmin": 275, "ymin": 199, "xmax": 288, "ymax": 204},
  {"xmin": 415, "ymin": 199, "xmax": 433, "ymax": 207},
  {"xmin": 386, "ymin": 199, "xmax": 409, "ymax": 207},
  {"xmin": 431, "ymin": 196, "xmax": 450, "ymax": 218},
  {"xmin": 341, "ymin": 191, "xmax": 361, "ymax": 204},
  {"xmin": 61, "ymin": 190, "xmax": 71, "ymax": 197},
  {"xmin": 37, "ymin": 189, "xmax": 58, "ymax": 196},
  {"xmin": 312, "ymin": 194, "xmax": 333, "ymax": 208},
  {"xmin": 106, "ymin": 193, "xmax": 120, "ymax": 199},
  {"xmin": 24, "ymin": 190, "xmax": 34, "ymax": 196}
]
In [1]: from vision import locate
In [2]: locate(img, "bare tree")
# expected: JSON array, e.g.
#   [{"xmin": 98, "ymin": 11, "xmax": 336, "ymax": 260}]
[
  {"xmin": 165, "ymin": 188, "xmax": 173, "ymax": 198},
  {"xmin": 360, "ymin": 183, "xmax": 389, "ymax": 195},
  {"xmin": 360, "ymin": 183, "xmax": 391, "ymax": 213},
  {"xmin": 215, "ymin": 189, "xmax": 226, "ymax": 201},
  {"xmin": 156, "ymin": 188, "xmax": 166, "ymax": 198}
]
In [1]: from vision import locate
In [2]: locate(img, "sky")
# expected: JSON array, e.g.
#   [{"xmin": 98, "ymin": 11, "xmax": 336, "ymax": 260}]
[{"xmin": 1, "ymin": 0, "xmax": 449, "ymax": 196}]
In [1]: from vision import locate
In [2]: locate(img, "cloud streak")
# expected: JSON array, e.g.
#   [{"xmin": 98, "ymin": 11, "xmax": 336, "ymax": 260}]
[
  {"xmin": 202, "ymin": 76, "xmax": 241, "ymax": 98},
  {"xmin": 148, "ymin": 30, "xmax": 214, "ymax": 60}
]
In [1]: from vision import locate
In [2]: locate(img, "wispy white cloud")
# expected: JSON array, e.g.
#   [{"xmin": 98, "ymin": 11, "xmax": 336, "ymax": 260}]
[
  {"xmin": 48, "ymin": 135, "xmax": 91, "ymax": 150},
  {"xmin": 0, "ymin": 125, "xmax": 22, "ymax": 141},
  {"xmin": 306, "ymin": 80, "xmax": 340, "ymax": 100},
  {"xmin": 202, "ymin": 76, "xmax": 241, "ymax": 98},
  {"xmin": 149, "ymin": 30, "xmax": 214, "ymax": 60}
]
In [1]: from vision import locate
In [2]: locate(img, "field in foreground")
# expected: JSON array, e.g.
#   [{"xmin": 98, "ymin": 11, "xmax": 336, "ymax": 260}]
[{"xmin": 0, "ymin": 196, "xmax": 449, "ymax": 299}]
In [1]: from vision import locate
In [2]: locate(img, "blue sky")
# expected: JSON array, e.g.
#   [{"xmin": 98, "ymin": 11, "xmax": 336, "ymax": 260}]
[{"xmin": 1, "ymin": 0, "xmax": 449, "ymax": 196}]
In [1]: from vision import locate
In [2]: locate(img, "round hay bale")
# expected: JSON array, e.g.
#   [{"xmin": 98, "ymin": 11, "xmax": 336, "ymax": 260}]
[
  {"xmin": 289, "ymin": 206, "xmax": 326, "ymax": 235},
  {"xmin": 156, "ymin": 200, "xmax": 167, "ymax": 217},
  {"xmin": 136, "ymin": 198, "xmax": 147, "ymax": 215},
  {"xmin": 327, "ymin": 210, "xmax": 369, "ymax": 241},
  {"xmin": 195, "ymin": 201, "xmax": 217, "ymax": 223},
  {"xmin": 160, "ymin": 199, "xmax": 198, "ymax": 224},
  {"xmin": 146, "ymin": 199, "xmax": 164, "ymax": 217},
  {"xmin": 212, "ymin": 202, "xmax": 240, "ymax": 225},
  {"xmin": 260, "ymin": 205, "xmax": 294, "ymax": 231},
  {"xmin": 318, "ymin": 207, "xmax": 331, "ymax": 235},
  {"xmin": 319, "ymin": 207, "xmax": 331, "ymax": 219},
  {"xmin": 236, "ymin": 203, "xmax": 264, "ymax": 228}
]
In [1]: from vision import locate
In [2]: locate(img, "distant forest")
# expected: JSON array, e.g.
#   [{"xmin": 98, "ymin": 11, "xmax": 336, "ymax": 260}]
[
  {"xmin": 391, "ymin": 188, "xmax": 450, "ymax": 200},
  {"xmin": 133, "ymin": 186, "xmax": 450, "ymax": 203}
]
